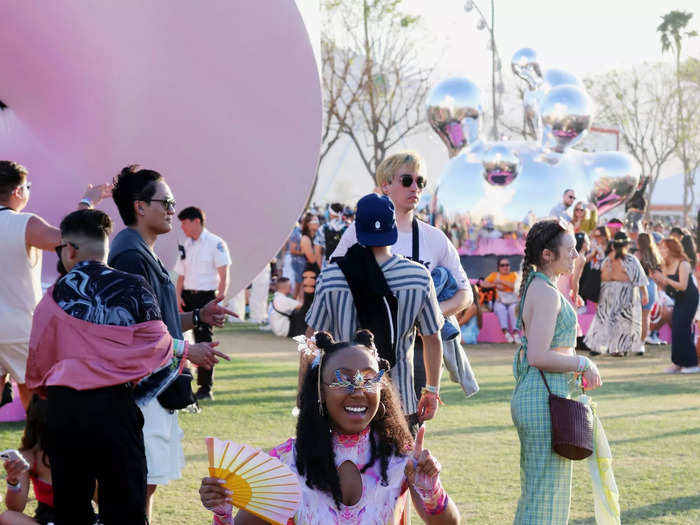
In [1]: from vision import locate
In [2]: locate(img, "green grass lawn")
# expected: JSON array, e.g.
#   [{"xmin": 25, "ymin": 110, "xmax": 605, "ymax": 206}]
[{"xmin": 1, "ymin": 329, "xmax": 699, "ymax": 524}]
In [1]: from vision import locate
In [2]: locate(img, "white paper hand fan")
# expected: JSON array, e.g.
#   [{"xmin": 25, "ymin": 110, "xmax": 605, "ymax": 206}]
[{"xmin": 206, "ymin": 437, "xmax": 301, "ymax": 525}]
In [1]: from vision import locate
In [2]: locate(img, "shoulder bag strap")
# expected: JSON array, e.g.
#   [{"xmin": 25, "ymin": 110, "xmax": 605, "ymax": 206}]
[
  {"xmin": 272, "ymin": 304, "xmax": 292, "ymax": 319},
  {"xmin": 412, "ymin": 217, "xmax": 419, "ymax": 262},
  {"xmin": 538, "ymin": 369, "xmax": 553, "ymax": 395}
]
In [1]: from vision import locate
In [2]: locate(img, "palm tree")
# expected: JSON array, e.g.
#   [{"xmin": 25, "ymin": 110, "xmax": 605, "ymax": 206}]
[{"xmin": 657, "ymin": 10, "xmax": 698, "ymax": 226}]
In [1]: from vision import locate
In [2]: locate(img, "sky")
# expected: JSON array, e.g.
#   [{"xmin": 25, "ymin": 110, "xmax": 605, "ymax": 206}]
[
  {"xmin": 297, "ymin": 0, "xmax": 699, "ymax": 208},
  {"xmin": 403, "ymin": 0, "xmax": 700, "ymax": 86}
]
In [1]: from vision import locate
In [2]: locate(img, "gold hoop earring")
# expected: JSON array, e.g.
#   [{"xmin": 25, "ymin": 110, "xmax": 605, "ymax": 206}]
[{"xmin": 378, "ymin": 402, "xmax": 386, "ymax": 418}]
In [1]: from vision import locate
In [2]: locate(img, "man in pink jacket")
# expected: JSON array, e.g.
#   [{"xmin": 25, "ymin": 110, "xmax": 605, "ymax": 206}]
[{"xmin": 26, "ymin": 209, "xmax": 182, "ymax": 525}]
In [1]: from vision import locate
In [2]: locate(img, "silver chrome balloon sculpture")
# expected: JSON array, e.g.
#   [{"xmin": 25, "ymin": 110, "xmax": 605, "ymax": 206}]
[
  {"xmin": 426, "ymin": 78, "xmax": 483, "ymax": 158},
  {"xmin": 428, "ymin": 47, "xmax": 641, "ymax": 246}
]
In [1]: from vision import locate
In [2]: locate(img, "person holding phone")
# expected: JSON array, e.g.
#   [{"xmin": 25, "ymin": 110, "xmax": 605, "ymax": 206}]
[{"xmin": 0, "ymin": 397, "xmax": 55, "ymax": 525}]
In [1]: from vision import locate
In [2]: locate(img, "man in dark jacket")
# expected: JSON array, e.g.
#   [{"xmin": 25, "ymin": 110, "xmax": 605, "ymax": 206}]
[{"xmin": 108, "ymin": 165, "xmax": 231, "ymax": 521}]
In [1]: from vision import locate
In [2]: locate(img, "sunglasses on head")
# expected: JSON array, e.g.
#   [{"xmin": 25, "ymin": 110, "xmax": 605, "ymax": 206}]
[{"xmin": 399, "ymin": 174, "xmax": 426, "ymax": 189}]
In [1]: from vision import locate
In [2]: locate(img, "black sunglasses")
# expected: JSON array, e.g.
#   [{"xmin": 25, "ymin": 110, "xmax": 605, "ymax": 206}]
[
  {"xmin": 399, "ymin": 174, "xmax": 426, "ymax": 189},
  {"xmin": 148, "ymin": 198, "xmax": 177, "ymax": 211},
  {"xmin": 499, "ymin": 263, "xmax": 510, "ymax": 267},
  {"xmin": 55, "ymin": 241, "xmax": 79, "ymax": 258}
]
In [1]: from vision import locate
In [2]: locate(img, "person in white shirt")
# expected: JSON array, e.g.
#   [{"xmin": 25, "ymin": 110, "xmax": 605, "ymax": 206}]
[
  {"xmin": 330, "ymin": 151, "xmax": 476, "ymax": 401},
  {"xmin": 269, "ymin": 277, "xmax": 306, "ymax": 338},
  {"xmin": 549, "ymin": 188, "xmax": 576, "ymax": 222},
  {"xmin": 0, "ymin": 160, "xmax": 111, "ymax": 409},
  {"xmin": 174, "ymin": 206, "xmax": 231, "ymax": 400}
]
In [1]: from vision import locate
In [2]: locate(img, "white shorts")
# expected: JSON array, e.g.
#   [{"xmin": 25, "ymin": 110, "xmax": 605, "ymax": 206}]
[
  {"xmin": 0, "ymin": 342, "xmax": 28, "ymax": 383},
  {"xmin": 139, "ymin": 397, "xmax": 185, "ymax": 486}
]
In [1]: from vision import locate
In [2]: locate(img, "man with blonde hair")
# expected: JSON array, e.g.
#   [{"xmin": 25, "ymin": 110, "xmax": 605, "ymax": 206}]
[{"xmin": 331, "ymin": 151, "xmax": 476, "ymax": 406}]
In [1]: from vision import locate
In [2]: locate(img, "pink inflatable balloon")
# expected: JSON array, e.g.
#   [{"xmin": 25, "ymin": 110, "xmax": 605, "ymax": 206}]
[{"xmin": 0, "ymin": 1, "xmax": 321, "ymax": 294}]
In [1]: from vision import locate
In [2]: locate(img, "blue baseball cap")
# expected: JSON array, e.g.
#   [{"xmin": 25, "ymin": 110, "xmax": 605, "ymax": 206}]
[{"xmin": 355, "ymin": 194, "xmax": 398, "ymax": 246}]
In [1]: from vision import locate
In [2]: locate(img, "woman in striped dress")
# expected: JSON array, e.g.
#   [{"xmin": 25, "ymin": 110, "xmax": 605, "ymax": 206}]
[
  {"xmin": 511, "ymin": 219, "xmax": 603, "ymax": 524},
  {"xmin": 584, "ymin": 231, "xmax": 648, "ymax": 356}
]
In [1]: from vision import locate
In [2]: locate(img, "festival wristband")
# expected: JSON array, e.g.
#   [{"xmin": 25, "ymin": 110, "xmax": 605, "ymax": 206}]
[
  {"xmin": 173, "ymin": 339, "xmax": 186, "ymax": 358},
  {"xmin": 413, "ymin": 473, "xmax": 448, "ymax": 515},
  {"xmin": 424, "ymin": 384, "xmax": 439, "ymax": 394},
  {"xmin": 212, "ymin": 514, "xmax": 233, "ymax": 525},
  {"xmin": 420, "ymin": 388, "xmax": 445, "ymax": 406}
]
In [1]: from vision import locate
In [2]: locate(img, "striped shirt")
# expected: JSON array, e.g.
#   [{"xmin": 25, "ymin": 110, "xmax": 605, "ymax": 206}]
[{"xmin": 305, "ymin": 255, "xmax": 443, "ymax": 415}]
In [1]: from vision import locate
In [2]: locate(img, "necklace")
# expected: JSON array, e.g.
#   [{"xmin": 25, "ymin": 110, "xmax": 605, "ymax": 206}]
[{"xmin": 331, "ymin": 426, "xmax": 372, "ymax": 468}]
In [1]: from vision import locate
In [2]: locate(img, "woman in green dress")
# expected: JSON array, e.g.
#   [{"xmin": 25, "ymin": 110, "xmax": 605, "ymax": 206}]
[{"xmin": 511, "ymin": 219, "xmax": 603, "ymax": 524}]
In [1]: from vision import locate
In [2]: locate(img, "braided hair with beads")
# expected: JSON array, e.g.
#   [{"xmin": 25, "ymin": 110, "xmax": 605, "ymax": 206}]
[{"xmin": 519, "ymin": 218, "xmax": 571, "ymax": 298}]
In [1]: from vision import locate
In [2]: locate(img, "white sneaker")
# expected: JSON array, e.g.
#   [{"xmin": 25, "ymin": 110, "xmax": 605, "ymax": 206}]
[
  {"xmin": 645, "ymin": 334, "xmax": 661, "ymax": 345},
  {"xmin": 680, "ymin": 366, "xmax": 700, "ymax": 374},
  {"xmin": 634, "ymin": 344, "xmax": 645, "ymax": 355},
  {"xmin": 504, "ymin": 332, "xmax": 514, "ymax": 343},
  {"xmin": 513, "ymin": 333, "xmax": 522, "ymax": 344}
]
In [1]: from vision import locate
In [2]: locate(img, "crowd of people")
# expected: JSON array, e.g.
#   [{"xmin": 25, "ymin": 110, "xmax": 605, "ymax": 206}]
[{"xmin": 0, "ymin": 150, "xmax": 698, "ymax": 525}]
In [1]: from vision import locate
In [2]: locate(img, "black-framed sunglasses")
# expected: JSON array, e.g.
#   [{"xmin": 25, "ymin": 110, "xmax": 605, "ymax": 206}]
[
  {"xmin": 399, "ymin": 174, "xmax": 427, "ymax": 189},
  {"xmin": 55, "ymin": 241, "xmax": 79, "ymax": 258},
  {"xmin": 148, "ymin": 198, "xmax": 177, "ymax": 211},
  {"xmin": 498, "ymin": 262, "xmax": 510, "ymax": 267}
]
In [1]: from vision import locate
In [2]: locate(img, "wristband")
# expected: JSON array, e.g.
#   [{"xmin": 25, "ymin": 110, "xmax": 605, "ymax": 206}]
[
  {"xmin": 173, "ymin": 338, "xmax": 186, "ymax": 358},
  {"xmin": 424, "ymin": 384, "xmax": 439, "ymax": 394},
  {"xmin": 420, "ymin": 388, "xmax": 445, "ymax": 406},
  {"xmin": 6, "ymin": 479, "xmax": 21, "ymax": 492},
  {"xmin": 412, "ymin": 471, "xmax": 448, "ymax": 515},
  {"xmin": 79, "ymin": 198, "xmax": 93, "ymax": 208},
  {"xmin": 576, "ymin": 355, "xmax": 590, "ymax": 373}
]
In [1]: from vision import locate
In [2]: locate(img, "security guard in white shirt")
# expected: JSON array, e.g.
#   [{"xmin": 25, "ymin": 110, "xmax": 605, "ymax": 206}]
[{"xmin": 174, "ymin": 206, "xmax": 231, "ymax": 400}]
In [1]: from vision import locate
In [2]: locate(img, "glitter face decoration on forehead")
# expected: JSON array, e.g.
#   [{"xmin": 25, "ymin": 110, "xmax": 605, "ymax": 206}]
[{"xmin": 327, "ymin": 369, "xmax": 385, "ymax": 394}]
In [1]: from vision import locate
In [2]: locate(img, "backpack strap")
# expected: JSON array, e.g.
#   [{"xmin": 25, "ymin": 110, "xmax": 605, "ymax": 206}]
[{"xmin": 412, "ymin": 218, "xmax": 419, "ymax": 263}]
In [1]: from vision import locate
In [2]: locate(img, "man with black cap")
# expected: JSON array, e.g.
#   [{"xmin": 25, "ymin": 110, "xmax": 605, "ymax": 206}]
[{"xmin": 305, "ymin": 193, "xmax": 444, "ymax": 433}]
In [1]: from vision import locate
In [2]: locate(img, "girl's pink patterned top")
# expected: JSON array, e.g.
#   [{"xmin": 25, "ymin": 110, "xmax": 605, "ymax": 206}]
[{"xmin": 268, "ymin": 429, "xmax": 410, "ymax": 525}]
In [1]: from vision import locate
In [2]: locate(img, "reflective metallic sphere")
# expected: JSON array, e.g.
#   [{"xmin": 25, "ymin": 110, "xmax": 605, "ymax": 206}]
[
  {"xmin": 543, "ymin": 68, "xmax": 581, "ymax": 89},
  {"xmin": 482, "ymin": 142, "xmax": 520, "ymax": 186},
  {"xmin": 583, "ymin": 152, "xmax": 641, "ymax": 215},
  {"xmin": 540, "ymin": 85, "xmax": 594, "ymax": 153},
  {"xmin": 511, "ymin": 48, "xmax": 543, "ymax": 90},
  {"xmin": 426, "ymin": 77, "xmax": 482, "ymax": 158},
  {"xmin": 432, "ymin": 145, "xmax": 639, "ymax": 232}
]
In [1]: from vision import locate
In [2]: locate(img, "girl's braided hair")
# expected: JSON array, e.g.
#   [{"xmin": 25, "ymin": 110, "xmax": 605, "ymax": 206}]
[{"xmin": 519, "ymin": 218, "xmax": 570, "ymax": 298}]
